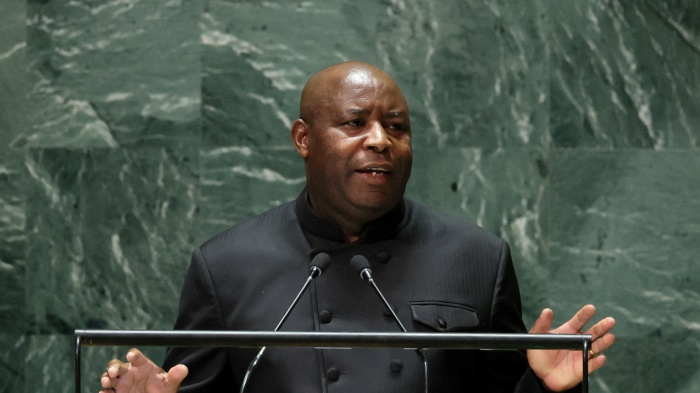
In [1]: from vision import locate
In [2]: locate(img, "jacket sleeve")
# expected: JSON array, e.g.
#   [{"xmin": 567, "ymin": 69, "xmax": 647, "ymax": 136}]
[
  {"xmin": 162, "ymin": 248, "xmax": 237, "ymax": 392},
  {"xmin": 480, "ymin": 240, "xmax": 538, "ymax": 392},
  {"xmin": 489, "ymin": 241, "xmax": 581, "ymax": 393}
]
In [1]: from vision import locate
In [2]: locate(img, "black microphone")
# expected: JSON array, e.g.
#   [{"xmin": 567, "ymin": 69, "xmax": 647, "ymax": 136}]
[
  {"xmin": 239, "ymin": 252, "xmax": 332, "ymax": 393},
  {"xmin": 350, "ymin": 255, "xmax": 429, "ymax": 393}
]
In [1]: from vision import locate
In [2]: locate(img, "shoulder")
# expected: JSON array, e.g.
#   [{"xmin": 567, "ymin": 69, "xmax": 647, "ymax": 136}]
[
  {"xmin": 403, "ymin": 197, "xmax": 505, "ymax": 249},
  {"xmin": 197, "ymin": 200, "xmax": 302, "ymax": 259}
]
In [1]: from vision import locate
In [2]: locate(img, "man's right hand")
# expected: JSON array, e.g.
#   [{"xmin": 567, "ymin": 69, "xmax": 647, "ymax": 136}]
[{"xmin": 99, "ymin": 348, "xmax": 188, "ymax": 393}]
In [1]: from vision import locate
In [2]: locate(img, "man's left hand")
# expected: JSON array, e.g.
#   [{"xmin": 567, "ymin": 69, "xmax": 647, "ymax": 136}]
[{"xmin": 527, "ymin": 304, "xmax": 616, "ymax": 392}]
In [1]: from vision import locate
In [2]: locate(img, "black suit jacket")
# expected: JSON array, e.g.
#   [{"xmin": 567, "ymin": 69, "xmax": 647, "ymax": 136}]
[{"xmin": 163, "ymin": 193, "xmax": 553, "ymax": 392}]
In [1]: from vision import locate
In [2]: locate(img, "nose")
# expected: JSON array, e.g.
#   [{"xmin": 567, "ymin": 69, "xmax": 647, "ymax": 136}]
[{"xmin": 364, "ymin": 121, "xmax": 392, "ymax": 152}]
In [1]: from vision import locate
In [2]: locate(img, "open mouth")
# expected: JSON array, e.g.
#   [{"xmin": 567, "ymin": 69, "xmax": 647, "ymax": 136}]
[{"xmin": 356, "ymin": 168, "xmax": 391, "ymax": 176}]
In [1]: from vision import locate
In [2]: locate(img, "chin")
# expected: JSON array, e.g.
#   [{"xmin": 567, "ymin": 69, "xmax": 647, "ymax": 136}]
[{"xmin": 354, "ymin": 195, "xmax": 400, "ymax": 213}]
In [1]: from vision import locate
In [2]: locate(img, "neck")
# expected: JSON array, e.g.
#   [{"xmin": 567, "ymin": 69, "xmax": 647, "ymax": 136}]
[
  {"xmin": 311, "ymin": 204, "xmax": 370, "ymax": 244},
  {"xmin": 306, "ymin": 196, "xmax": 389, "ymax": 244},
  {"xmin": 296, "ymin": 190, "xmax": 406, "ymax": 245}
]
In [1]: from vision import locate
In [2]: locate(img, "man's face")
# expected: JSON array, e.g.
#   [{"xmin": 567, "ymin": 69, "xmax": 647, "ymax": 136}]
[{"xmin": 296, "ymin": 67, "xmax": 413, "ymax": 227}]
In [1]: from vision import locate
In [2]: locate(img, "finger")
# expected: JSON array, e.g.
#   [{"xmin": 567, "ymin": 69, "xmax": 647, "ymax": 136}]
[
  {"xmin": 126, "ymin": 348, "xmax": 148, "ymax": 367},
  {"xmin": 585, "ymin": 316, "xmax": 616, "ymax": 340},
  {"xmin": 529, "ymin": 308, "xmax": 554, "ymax": 334},
  {"xmin": 100, "ymin": 375, "xmax": 114, "ymax": 389},
  {"xmin": 106, "ymin": 359, "xmax": 130, "ymax": 379},
  {"xmin": 563, "ymin": 304, "xmax": 596, "ymax": 334},
  {"xmin": 587, "ymin": 353, "xmax": 608, "ymax": 374},
  {"xmin": 165, "ymin": 364, "xmax": 189, "ymax": 386},
  {"xmin": 591, "ymin": 331, "xmax": 616, "ymax": 356}
]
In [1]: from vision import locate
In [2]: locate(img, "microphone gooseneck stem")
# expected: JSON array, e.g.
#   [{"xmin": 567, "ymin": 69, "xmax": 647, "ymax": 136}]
[
  {"xmin": 361, "ymin": 268, "xmax": 429, "ymax": 393},
  {"xmin": 274, "ymin": 269, "xmax": 318, "ymax": 331},
  {"xmin": 239, "ymin": 347, "xmax": 266, "ymax": 393},
  {"xmin": 367, "ymin": 277, "xmax": 407, "ymax": 333},
  {"xmin": 240, "ymin": 266, "xmax": 323, "ymax": 393}
]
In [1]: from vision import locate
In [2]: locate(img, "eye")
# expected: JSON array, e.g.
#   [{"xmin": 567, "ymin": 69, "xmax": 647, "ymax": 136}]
[
  {"xmin": 344, "ymin": 119, "xmax": 365, "ymax": 127},
  {"xmin": 386, "ymin": 123, "xmax": 407, "ymax": 132}
]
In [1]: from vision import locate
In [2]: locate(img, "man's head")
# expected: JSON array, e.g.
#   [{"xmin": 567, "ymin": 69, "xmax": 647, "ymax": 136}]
[{"xmin": 291, "ymin": 62, "xmax": 413, "ymax": 240}]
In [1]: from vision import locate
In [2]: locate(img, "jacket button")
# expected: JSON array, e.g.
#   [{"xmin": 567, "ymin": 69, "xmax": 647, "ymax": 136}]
[
  {"xmin": 383, "ymin": 305, "xmax": 399, "ymax": 317},
  {"xmin": 390, "ymin": 359, "xmax": 403, "ymax": 373},
  {"xmin": 376, "ymin": 251, "xmax": 391, "ymax": 263},
  {"xmin": 326, "ymin": 367, "xmax": 340, "ymax": 382},
  {"xmin": 319, "ymin": 310, "xmax": 332, "ymax": 324},
  {"xmin": 438, "ymin": 317, "xmax": 447, "ymax": 329}
]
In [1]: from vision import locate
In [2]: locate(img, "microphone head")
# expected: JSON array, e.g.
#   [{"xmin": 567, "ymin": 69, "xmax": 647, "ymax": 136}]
[
  {"xmin": 310, "ymin": 252, "xmax": 332, "ymax": 275},
  {"xmin": 350, "ymin": 255, "xmax": 372, "ymax": 279}
]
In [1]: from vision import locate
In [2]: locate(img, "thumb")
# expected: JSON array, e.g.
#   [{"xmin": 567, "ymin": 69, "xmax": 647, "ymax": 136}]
[
  {"xmin": 529, "ymin": 308, "xmax": 554, "ymax": 334},
  {"xmin": 165, "ymin": 364, "xmax": 188, "ymax": 387}
]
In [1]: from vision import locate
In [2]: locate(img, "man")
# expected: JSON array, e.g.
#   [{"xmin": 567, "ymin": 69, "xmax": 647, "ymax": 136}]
[{"xmin": 100, "ymin": 62, "xmax": 615, "ymax": 392}]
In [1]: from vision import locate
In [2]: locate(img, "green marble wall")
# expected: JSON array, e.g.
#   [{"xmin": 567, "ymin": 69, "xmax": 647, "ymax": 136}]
[{"xmin": 1, "ymin": 0, "xmax": 698, "ymax": 392}]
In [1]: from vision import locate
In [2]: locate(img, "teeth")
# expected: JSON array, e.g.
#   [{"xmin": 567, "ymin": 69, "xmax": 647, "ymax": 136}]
[{"xmin": 358, "ymin": 168, "xmax": 388, "ymax": 175}]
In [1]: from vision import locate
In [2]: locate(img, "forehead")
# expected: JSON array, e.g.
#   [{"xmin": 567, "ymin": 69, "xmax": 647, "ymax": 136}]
[
  {"xmin": 342, "ymin": 69, "xmax": 376, "ymax": 87},
  {"xmin": 332, "ymin": 69, "xmax": 407, "ymax": 109}
]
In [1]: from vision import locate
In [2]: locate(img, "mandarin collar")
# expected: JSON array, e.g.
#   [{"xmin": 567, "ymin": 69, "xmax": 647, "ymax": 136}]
[{"xmin": 294, "ymin": 190, "xmax": 405, "ymax": 244}]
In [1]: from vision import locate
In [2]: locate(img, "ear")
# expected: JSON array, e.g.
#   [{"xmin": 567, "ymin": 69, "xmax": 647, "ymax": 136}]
[{"xmin": 290, "ymin": 118, "xmax": 310, "ymax": 159}]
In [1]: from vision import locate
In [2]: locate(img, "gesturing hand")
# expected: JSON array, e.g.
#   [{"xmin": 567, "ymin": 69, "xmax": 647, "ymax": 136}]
[
  {"xmin": 527, "ymin": 305, "xmax": 616, "ymax": 392},
  {"xmin": 99, "ymin": 348, "xmax": 188, "ymax": 393}
]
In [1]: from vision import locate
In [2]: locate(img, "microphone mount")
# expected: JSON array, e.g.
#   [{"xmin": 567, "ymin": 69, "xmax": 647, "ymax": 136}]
[
  {"xmin": 350, "ymin": 255, "xmax": 429, "ymax": 393},
  {"xmin": 240, "ymin": 252, "xmax": 332, "ymax": 393}
]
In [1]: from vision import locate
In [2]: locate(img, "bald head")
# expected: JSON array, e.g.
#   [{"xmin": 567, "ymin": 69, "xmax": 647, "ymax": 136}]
[
  {"xmin": 299, "ymin": 62, "xmax": 408, "ymax": 124},
  {"xmin": 290, "ymin": 61, "xmax": 413, "ymax": 241}
]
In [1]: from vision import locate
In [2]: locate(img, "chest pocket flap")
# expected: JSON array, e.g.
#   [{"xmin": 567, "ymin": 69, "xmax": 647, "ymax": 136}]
[{"xmin": 410, "ymin": 301, "xmax": 480, "ymax": 332}]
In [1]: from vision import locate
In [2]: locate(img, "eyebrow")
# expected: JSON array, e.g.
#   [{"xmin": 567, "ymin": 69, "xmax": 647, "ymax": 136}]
[
  {"xmin": 345, "ymin": 108, "xmax": 370, "ymax": 115},
  {"xmin": 386, "ymin": 111, "xmax": 407, "ymax": 118},
  {"xmin": 344, "ymin": 108, "xmax": 407, "ymax": 118}
]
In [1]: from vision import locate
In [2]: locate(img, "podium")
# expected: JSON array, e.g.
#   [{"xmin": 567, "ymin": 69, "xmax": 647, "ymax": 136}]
[{"xmin": 75, "ymin": 330, "xmax": 592, "ymax": 392}]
